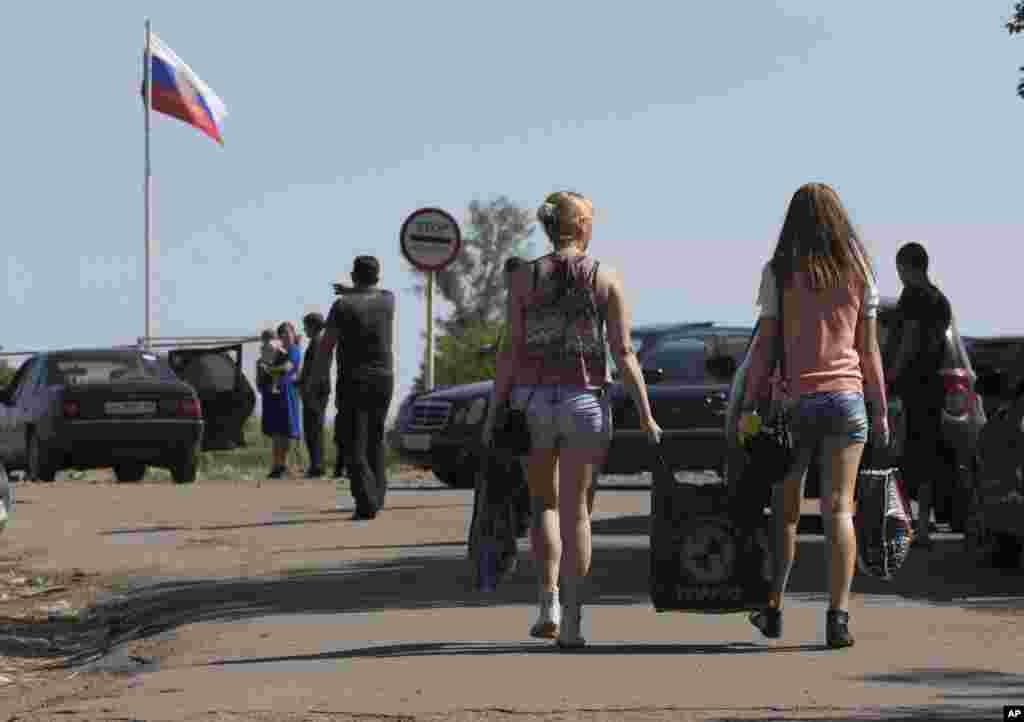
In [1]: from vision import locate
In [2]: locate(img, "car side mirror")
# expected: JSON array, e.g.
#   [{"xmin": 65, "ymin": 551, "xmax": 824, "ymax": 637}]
[
  {"xmin": 642, "ymin": 368, "xmax": 665, "ymax": 385},
  {"xmin": 706, "ymin": 356, "xmax": 738, "ymax": 379}
]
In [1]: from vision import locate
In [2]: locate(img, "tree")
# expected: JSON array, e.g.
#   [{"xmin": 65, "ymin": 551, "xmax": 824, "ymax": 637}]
[
  {"xmin": 410, "ymin": 196, "xmax": 536, "ymax": 391},
  {"xmin": 1007, "ymin": 2, "xmax": 1024, "ymax": 98},
  {"xmin": 433, "ymin": 319, "xmax": 503, "ymax": 388},
  {"xmin": 0, "ymin": 360, "xmax": 14, "ymax": 387}
]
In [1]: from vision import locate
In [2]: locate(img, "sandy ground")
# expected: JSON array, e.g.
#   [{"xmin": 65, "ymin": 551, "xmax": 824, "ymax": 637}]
[{"xmin": 1, "ymin": 473, "xmax": 1022, "ymax": 721}]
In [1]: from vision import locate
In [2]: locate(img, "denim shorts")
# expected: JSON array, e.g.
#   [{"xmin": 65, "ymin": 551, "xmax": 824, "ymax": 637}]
[
  {"xmin": 788, "ymin": 391, "xmax": 868, "ymax": 447},
  {"xmin": 510, "ymin": 384, "xmax": 612, "ymax": 450}
]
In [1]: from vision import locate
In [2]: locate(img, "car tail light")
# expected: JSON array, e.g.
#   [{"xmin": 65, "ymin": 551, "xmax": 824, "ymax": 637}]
[
  {"xmin": 178, "ymin": 399, "xmax": 202, "ymax": 418},
  {"xmin": 941, "ymin": 369, "xmax": 971, "ymax": 417},
  {"xmin": 62, "ymin": 400, "xmax": 80, "ymax": 418}
]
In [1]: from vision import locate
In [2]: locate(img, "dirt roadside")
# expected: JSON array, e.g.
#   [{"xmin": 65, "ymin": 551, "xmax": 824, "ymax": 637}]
[
  {"xmin": 2, "ymin": 470, "xmax": 1018, "ymax": 722},
  {"xmin": 1, "ymin": 465, "xmax": 456, "ymax": 720}
]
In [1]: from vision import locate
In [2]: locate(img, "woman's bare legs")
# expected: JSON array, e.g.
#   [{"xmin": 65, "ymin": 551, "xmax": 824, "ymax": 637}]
[
  {"xmin": 558, "ymin": 451, "xmax": 597, "ymax": 580},
  {"xmin": 526, "ymin": 448, "xmax": 561, "ymax": 593},
  {"xmin": 820, "ymin": 436, "xmax": 864, "ymax": 612},
  {"xmin": 529, "ymin": 457, "xmax": 557, "ymax": 566},
  {"xmin": 555, "ymin": 448, "xmax": 600, "ymax": 648},
  {"xmin": 768, "ymin": 447, "xmax": 812, "ymax": 610}
]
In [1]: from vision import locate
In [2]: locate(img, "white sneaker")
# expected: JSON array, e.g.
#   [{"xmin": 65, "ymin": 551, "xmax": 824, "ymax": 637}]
[
  {"xmin": 0, "ymin": 499, "xmax": 7, "ymax": 533},
  {"xmin": 529, "ymin": 590, "xmax": 560, "ymax": 639},
  {"xmin": 557, "ymin": 604, "xmax": 586, "ymax": 649}
]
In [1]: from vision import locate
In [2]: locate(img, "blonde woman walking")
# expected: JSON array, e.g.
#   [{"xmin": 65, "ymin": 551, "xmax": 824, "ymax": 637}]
[{"xmin": 483, "ymin": 191, "xmax": 661, "ymax": 648}]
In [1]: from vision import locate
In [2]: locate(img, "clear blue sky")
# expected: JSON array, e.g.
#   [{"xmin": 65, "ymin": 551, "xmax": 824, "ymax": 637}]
[{"xmin": 3, "ymin": 2, "xmax": 1022, "ymax": 414}]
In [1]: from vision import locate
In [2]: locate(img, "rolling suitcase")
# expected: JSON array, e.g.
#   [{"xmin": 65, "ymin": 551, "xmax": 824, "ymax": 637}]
[{"xmin": 649, "ymin": 448, "xmax": 775, "ymax": 613}]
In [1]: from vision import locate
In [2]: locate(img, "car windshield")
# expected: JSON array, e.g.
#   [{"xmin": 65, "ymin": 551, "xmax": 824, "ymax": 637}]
[{"xmin": 49, "ymin": 353, "xmax": 175, "ymax": 385}]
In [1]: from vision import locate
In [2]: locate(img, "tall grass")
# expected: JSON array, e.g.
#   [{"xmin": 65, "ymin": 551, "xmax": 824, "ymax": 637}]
[{"xmin": 192, "ymin": 417, "xmax": 403, "ymax": 480}]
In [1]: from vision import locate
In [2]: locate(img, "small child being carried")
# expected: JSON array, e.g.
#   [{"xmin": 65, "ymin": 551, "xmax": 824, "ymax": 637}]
[{"xmin": 258, "ymin": 329, "xmax": 288, "ymax": 394}]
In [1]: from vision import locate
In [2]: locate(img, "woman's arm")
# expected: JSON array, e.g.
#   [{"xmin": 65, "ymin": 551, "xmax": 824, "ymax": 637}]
[
  {"xmin": 492, "ymin": 269, "xmax": 522, "ymax": 407},
  {"xmin": 856, "ymin": 316, "xmax": 887, "ymax": 418},
  {"xmin": 482, "ymin": 269, "xmax": 522, "ymax": 444},
  {"xmin": 740, "ymin": 319, "xmax": 779, "ymax": 410},
  {"xmin": 605, "ymin": 268, "xmax": 657, "ymax": 429}
]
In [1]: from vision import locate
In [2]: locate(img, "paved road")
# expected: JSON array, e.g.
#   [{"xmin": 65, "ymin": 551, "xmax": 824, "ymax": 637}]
[{"xmin": 3, "ymin": 477, "xmax": 1023, "ymax": 721}]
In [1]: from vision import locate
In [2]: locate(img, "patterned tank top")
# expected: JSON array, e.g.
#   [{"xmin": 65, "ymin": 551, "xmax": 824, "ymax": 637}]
[{"xmin": 520, "ymin": 254, "xmax": 608, "ymax": 386}]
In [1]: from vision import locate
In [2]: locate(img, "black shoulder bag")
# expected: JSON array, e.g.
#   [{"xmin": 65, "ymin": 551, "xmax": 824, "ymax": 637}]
[
  {"xmin": 490, "ymin": 260, "xmax": 546, "ymax": 456},
  {"xmin": 744, "ymin": 266, "xmax": 793, "ymax": 483}
]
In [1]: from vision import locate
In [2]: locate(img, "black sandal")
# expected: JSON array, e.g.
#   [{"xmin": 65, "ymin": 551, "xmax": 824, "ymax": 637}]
[
  {"xmin": 826, "ymin": 609, "xmax": 855, "ymax": 649},
  {"xmin": 749, "ymin": 607, "xmax": 783, "ymax": 639}
]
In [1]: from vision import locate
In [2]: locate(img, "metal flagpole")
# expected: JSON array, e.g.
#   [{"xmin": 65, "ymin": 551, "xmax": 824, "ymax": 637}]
[{"xmin": 143, "ymin": 19, "xmax": 153, "ymax": 351}]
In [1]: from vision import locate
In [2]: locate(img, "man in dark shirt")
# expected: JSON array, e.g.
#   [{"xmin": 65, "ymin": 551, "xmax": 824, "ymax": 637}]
[
  {"xmin": 886, "ymin": 242, "xmax": 953, "ymax": 547},
  {"xmin": 314, "ymin": 256, "xmax": 395, "ymax": 520},
  {"xmin": 298, "ymin": 312, "xmax": 331, "ymax": 478}
]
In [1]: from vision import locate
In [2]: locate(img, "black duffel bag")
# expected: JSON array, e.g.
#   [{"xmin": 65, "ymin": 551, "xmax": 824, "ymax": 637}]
[{"xmin": 649, "ymin": 447, "xmax": 775, "ymax": 613}]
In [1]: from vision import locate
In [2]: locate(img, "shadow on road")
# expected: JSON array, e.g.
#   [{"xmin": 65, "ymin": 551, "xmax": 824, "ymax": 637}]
[
  {"xmin": 859, "ymin": 667, "xmax": 1024, "ymax": 701},
  {"xmin": 712, "ymin": 705, "xmax": 999, "ymax": 721},
  {"xmin": 591, "ymin": 513, "xmax": 825, "ymax": 537},
  {"xmin": 11, "ymin": 507, "xmax": 1024, "ymax": 671},
  {"xmin": 204, "ymin": 640, "xmax": 820, "ymax": 668},
  {"xmin": 97, "ymin": 503, "xmax": 470, "ymax": 536}
]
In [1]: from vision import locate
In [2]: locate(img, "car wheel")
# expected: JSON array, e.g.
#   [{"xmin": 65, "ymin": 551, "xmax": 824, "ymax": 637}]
[
  {"xmin": 114, "ymin": 463, "xmax": 147, "ymax": 483},
  {"xmin": 991, "ymin": 532, "xmax": 1022, "ymax": 569},
  {"xmin": 171, "ymin": 447, "xmax": 199, "ymax": 485},
  {"xmin": 434, "ymin": 466, "xmax": 474, "ymax": 488},
  {"xmin": 27, "ymin": 432, "xmax": 58, "ymax": 483}
]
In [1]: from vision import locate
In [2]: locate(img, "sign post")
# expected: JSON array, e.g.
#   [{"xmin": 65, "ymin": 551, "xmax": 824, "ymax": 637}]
[{"xmin": 400, "ymin": 208, "xmax": 462, "ymax": 391}]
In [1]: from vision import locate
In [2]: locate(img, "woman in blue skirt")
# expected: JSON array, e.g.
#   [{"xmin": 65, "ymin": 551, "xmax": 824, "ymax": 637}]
[{"xmin": 260, "ymin": 321, "xmax": 302, "ymax": 478}]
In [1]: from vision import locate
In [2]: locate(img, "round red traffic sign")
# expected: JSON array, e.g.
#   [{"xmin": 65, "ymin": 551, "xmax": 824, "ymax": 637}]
[{"xmin": 400, "ymin": 207, "xmax": 462, "ymax": 273}]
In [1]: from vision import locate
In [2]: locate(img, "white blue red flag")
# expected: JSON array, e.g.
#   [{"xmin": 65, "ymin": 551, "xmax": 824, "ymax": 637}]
[{"xmin": 143, "ymin": 33, "xmax": 227, "ymax": 145}]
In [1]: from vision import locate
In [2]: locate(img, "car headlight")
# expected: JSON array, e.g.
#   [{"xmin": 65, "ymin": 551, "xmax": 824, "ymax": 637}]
[{"xmin": 466, "ymin": 397, "xmax": 487, "ymax": 426}]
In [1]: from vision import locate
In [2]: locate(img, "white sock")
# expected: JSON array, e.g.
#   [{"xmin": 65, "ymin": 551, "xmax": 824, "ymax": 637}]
[{"xmin": 540, "ymin": 587, "xmax": 559, "ymax": 609}]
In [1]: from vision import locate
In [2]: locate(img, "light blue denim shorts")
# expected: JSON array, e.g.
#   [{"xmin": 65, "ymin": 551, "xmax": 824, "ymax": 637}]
[
  {"xmin": 509, "ymin": 384, "xmax": 612, "ymax": 450},
  {"xmin": 788, "ymin": 391, "xmax": 868, "ymax": 447}
]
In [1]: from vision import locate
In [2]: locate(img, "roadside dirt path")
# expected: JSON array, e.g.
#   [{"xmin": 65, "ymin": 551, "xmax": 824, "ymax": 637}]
[{"xmin": 2, "ymin": 475, "xmax": 1021, "ymax": 722}]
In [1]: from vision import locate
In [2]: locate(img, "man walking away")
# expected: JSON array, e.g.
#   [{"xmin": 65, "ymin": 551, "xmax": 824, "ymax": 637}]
[
  {"xmin": 315, "ymin": 256, "xmax": 395, "ymax": 521},
  {"xmin": 299, "ymin": 312, "xmax": 331, "ymax": 478},
  {"xmin": 887, "ymin": 242, "xmax": 952, "ymax": 548}
]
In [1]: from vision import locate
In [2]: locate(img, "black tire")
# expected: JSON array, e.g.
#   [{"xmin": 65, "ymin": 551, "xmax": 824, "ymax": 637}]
[
  {"xmin": 171, "ymin": 447, "xmax": 199, "ymax": 485},
  {"xmin": 113, "ymin": 463, "xmax": 147, "ymax": 483},
  {"xmin": 991, "ymin": 533, "xmax": 1022, "ymax": 569},
  {"xmin": 433, "ymin": 465, "xmax": 475, "ymax": 489},
  {"xmin": 27, "ymin": 432, "xmax": 58, "ymax": 483}
]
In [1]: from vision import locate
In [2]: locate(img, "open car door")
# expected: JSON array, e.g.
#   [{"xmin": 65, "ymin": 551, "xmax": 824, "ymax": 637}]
[{"xmin": 167, "ymin": 344, "xmax": 255, "ymax": 451}]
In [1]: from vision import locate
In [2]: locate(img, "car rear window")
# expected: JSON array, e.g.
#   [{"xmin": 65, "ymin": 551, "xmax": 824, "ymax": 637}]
[{"xmin": 49, "ymin": 353, "xmax": 175, "ymax": 385}]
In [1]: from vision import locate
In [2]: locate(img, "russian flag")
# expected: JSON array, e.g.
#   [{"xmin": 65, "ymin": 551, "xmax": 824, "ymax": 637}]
[{"xmin": 143, "ymin": 33, "xmax": 227, "ymax": 145}]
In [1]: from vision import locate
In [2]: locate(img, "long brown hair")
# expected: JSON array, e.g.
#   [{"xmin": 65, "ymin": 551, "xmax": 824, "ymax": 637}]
[{"xmin": 771, "ymin": 183, "xmax": 873, "ymax": 291}]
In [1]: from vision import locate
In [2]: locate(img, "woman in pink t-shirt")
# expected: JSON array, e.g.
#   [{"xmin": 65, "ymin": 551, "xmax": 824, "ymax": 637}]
[{"xmin": 740, "ymin": 183, "xmax": 888, "ymax": 649}]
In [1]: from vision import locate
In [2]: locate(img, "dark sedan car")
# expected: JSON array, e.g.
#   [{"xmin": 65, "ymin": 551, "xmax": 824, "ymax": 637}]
[
  {"xmin": 0, "ymin": 346, "xmax": 253, "ymax": 484},
  {"xmin": 391, "ymin": 322, "xmax": 751, "ymax": 487}
]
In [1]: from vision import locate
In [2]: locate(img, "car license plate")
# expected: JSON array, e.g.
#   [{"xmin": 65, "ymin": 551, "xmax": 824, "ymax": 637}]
[
  {"xmin": 104, "ymin": 401, "xmax": 156, "ymax": 415},
  {"xmin": 402, "ymin": 433, "xmax": 431, "ymax": 451}
]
